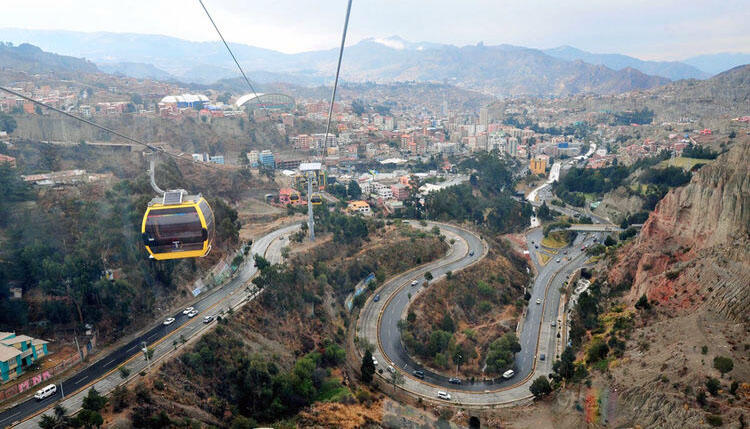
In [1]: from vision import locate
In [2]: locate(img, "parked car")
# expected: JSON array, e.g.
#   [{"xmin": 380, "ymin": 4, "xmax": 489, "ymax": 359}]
[
  {"xmin": 387, "ymin": 365, "xmax": 395, "ymax": 374},
  {"xmin": 413, "ymin": 370, "xmax": 425, "ymax": 379},
  {"xmin": 34, "ymin": 384, "xmax": 57, "ymax": 400},
  {"xmin": 203, "ymin": 315, "xmax": 214, "ymax": 324},
  {"xmin": 449, "ymin": 377, "xmax": 462, "ymax": 385},
  {"xmin": 556, "ymin": 258, "xmax": 561, "ymax": 263},
  {"xmin": 437, "ymin": 391, "xmax": 452, "ymax": 400},
  {"xmin": 163, "ymin": 317, "xmax": 176, "ymax": 325},
  {"xmin": 182, "ymin": 307, "xmax": 194, "ymax": 315},
  {"xmin": 372, "ymin": 356, "xmax": 378, "ymax": 366},
  {"xmin": 502, "ymin": 369, "xmax": 515, "ymax": 379}
]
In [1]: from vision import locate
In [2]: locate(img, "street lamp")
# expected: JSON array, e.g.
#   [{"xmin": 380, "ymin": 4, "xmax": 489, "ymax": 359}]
[{"xmin": 142, "ymin": 342, "xmax": 150, "ymax": 371}]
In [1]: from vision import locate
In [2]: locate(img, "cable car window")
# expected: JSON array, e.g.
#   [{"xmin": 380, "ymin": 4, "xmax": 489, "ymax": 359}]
[{"xmin": 144, "ymin": 207, "xmax": 205, "ymax": 253}]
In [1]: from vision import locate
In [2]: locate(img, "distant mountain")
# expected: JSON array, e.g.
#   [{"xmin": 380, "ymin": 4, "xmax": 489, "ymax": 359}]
[
  {"xmin": 0, "ymin": 28, "xmax": 670, "ymax": 96},
  {"xmin": 544, "ymin": 45, "xmax": 708, "ymax": 80},
  {"xmin": 683, "ymin": 53, "xmax": 750, "ymax": 76},
  {"xmin": 0, "ymin": 41, "xmax": 98, "ymax": 75},
  {"xmin": 97, "ymin": 61, "xmax": 177, "ymax": 81}
]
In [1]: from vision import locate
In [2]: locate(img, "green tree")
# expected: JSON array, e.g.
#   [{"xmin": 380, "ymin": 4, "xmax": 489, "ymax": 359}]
[
  {"xmin": 347, "ymin": 180, "xmax": 362, "ymax": 199},
  {"xmin": 38, "ymin": 404, "xmax": 71, "ymax": 429},
  {"xmin": 486, "ymin": 333, "xmax": 521, "ymax": 373},
  {"xmin": 530, "ymin": 375, "xmax": 552, "ymax": 398},
  {"xmin": 586, "ymin": 338, "xmax": 609, "ymax": 364},
  {"xmin": 81, "ymin": 387, "xmax": 108, "ymax": 412},
  {"xmin": 130, "ymin": 93, "xmax": 143, "ymax": 106},
  {"xmin": 0, "ymin": 112, "xmax": 17, "ymax": 133},
  {"xmin": 713, "ymin": 356, "xmax": 733, "ymax": 376},
  {"xmin": 74, "ymin": 409, "xmax": 104, "ymax": 428},
  {"xmin": 361, "ymin": 350, "xmax": 376, "ymax": 383},
  {"xmin": 553, "ymin": 346, "xmax": 576, "ymax": 380},
  {"xmin": 424, "ymin": 271, "xmax": 433, "ymax": 281}
]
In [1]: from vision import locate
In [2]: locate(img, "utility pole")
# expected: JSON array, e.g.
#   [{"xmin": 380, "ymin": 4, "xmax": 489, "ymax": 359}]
[
  {"xmin": 307, "ymin": 171, "xmax": 315, "ymax": 241},
  {"xmin": 142, "ymin": 342, "xmax": 150, "ymax": 371}
]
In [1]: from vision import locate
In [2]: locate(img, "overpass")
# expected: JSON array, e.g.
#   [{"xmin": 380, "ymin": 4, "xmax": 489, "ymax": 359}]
[{"xmin": 567, "ymin": 223, "xmax": 621, "ymax": 232}]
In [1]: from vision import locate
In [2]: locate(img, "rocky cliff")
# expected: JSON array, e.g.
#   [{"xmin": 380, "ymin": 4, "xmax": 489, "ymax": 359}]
[{"xmin": 610, "ymin": 140, "xmax": 749, "ymax": 322}]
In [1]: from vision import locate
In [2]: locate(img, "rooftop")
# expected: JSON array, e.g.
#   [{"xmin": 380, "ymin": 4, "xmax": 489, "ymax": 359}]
[{"xmin": 0, "ymin": 344, "xmax": 21, "ymax": 361}]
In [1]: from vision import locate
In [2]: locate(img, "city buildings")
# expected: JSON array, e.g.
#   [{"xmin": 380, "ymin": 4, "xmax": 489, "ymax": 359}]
[
  {"xmin": 258, "ymin": 150, "xmax": 275, "ymax": 169},
  {"xmin": 347, "ymin": 200, "xmax": 371, "ymax": 215},
  {"xmin": 0, "ymin": 332, "xmax": 49, "ymax": 384}
]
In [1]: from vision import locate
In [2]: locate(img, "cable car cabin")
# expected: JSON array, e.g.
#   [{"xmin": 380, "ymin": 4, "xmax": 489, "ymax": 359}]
[
  {"xmin": 311, "ymin": 193, "xmax": 323, "ymax": 205},
  {"xmin": 141, "ymin": 191, "xmax": 215, "ymax": 260}
]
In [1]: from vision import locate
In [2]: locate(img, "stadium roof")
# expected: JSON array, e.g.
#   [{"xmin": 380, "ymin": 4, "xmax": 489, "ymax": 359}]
[{"xmin": 160, "ymin": 94, "xmax": 209, "ymax": 104}]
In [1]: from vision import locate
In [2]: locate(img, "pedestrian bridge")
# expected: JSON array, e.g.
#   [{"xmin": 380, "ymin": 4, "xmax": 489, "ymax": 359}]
[{"xmin": 567, "ymin": 223, "xmax": 622, "ymax": 232}]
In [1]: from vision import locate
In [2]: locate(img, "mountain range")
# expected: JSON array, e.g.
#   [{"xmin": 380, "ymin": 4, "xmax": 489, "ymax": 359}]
[{"xmin": 0, "ymin": 29, "xmax": 747, "ymax": 97}]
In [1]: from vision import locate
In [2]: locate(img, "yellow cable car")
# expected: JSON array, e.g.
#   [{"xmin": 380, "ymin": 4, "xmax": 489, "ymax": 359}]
[
  {"xmin": 311, "ymin": 193, "xmax": 323, "ymax": 205},
  {"xmin": 141, "ymin": 190, "xmax": 215, "ymax": 260}
]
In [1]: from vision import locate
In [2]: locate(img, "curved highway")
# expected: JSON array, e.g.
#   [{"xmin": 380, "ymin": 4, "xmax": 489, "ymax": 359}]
[
  {"xmin": 2, "ymin": 223, "xmax": 301, "ymax": 428},
  {"xmin": 358, "ymin": 220, "xmax": 601, "ymax": 405}
]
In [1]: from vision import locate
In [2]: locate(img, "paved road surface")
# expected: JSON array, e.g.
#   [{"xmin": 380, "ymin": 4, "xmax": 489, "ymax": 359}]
[
  {"xmin": 359, "ymin": 220, "xmax": 601, "ymax": 405},
  {"xmin": 1, "ymin": 223, "xmax": 300, "ymax": 428}
]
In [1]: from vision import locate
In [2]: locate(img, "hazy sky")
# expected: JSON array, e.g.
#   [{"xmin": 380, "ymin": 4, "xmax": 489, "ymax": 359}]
[{"xmin": 2, "ymin": 0, "xmax": 748, "ymax": 60}]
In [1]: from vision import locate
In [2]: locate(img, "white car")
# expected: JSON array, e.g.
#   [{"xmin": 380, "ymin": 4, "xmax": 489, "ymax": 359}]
[
  {"xmin": 411, "ymin": 280, "xmax": 418, "ymax": 287},
  {"xmin": 502, "ymin": 369, "xmax": 515, "ymax": 379},
  {"xmin": 163, "ymin": 317, "xmax": 176, "ymax": 325},
  {"xmin": 183, "ymin": 307, "xmax": 194, "ymax": 315},
  {"xmin": 387, "ymin": 365, "xmax": 395, "ymax": 374},
  {"xmin": 187, "ymin": 309, "xmax": 199, "ymax": 318},
  {"xmin": 536, "ymin": 299, "xmax": 542, "ymax": 305},
  {"xmin": 34, "ymin": 384, "xmax": 57, "ymax": 400},
  {"xmin": 372, "ymin": 356, "xmax": 378, "ymax": 366},
  {"xmin": 437, "ymin": 391, "xmax": 451, "ymax": 400},
  {"xmin": 203, "ymin": 315, "xmax": 214, "ymax": 324}
]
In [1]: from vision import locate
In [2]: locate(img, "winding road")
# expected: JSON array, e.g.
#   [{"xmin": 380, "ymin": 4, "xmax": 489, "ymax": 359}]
[{"xmin": 358, "ymin": 219, "xmax": 602, "ymax": 405}]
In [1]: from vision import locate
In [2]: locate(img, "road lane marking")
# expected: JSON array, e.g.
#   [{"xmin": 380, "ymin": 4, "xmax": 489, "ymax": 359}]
[
  {"xmin": 0, "ymin": 412, "xmax": 21, "ymax": 422},
  {"xmin": 74, "ymin": 376, "xmax": 88, "ymax": 385}
]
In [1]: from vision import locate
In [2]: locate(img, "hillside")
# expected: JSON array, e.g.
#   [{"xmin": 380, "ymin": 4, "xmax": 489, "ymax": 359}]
[
  {"xmin": 0, "ymin": 29, "xmax": 671, "ymax": 96},
  {"xmin": 600, "ymin": 140, "xmax": 750, "ymax": 427},
  {"xmin": 610, "ymin": 139, "xmax": 749, "ymax": 319},
  {"xmin": 0, "ymin": 42, "xmax": 98, "ymax": 75}
]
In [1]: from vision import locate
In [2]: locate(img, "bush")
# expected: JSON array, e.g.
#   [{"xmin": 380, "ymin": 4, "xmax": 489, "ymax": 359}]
[
  {"xmin": 713, "ymin": 356, "xmax": 733, "ymax": 376},
  {"xmin": 530, "ymin": 376, "xmax": 552, "ymax": 398},
  {"xmin": 635, "ymin": 294, "xmax": 651, "ymax": 310},
  {"xmin": 705, "ymin": 377, "xmax": 721, "ymax": 395}
]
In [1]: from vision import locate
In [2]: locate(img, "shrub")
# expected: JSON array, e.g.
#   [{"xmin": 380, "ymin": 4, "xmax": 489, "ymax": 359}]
[
  {"xmin": 635, "ymin": 294, "xmax": 651, "ymax": 310},
  {"xmin": 705, "ymin": 377, "xmax": 721, "ymax": 395},
  {"xmin": 713, "ymin": 356, "xmax": 733, "ymax": 376},
  {"xmin": 705, "ymin": 414, "xmax": 723, "ymax": 427}
]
